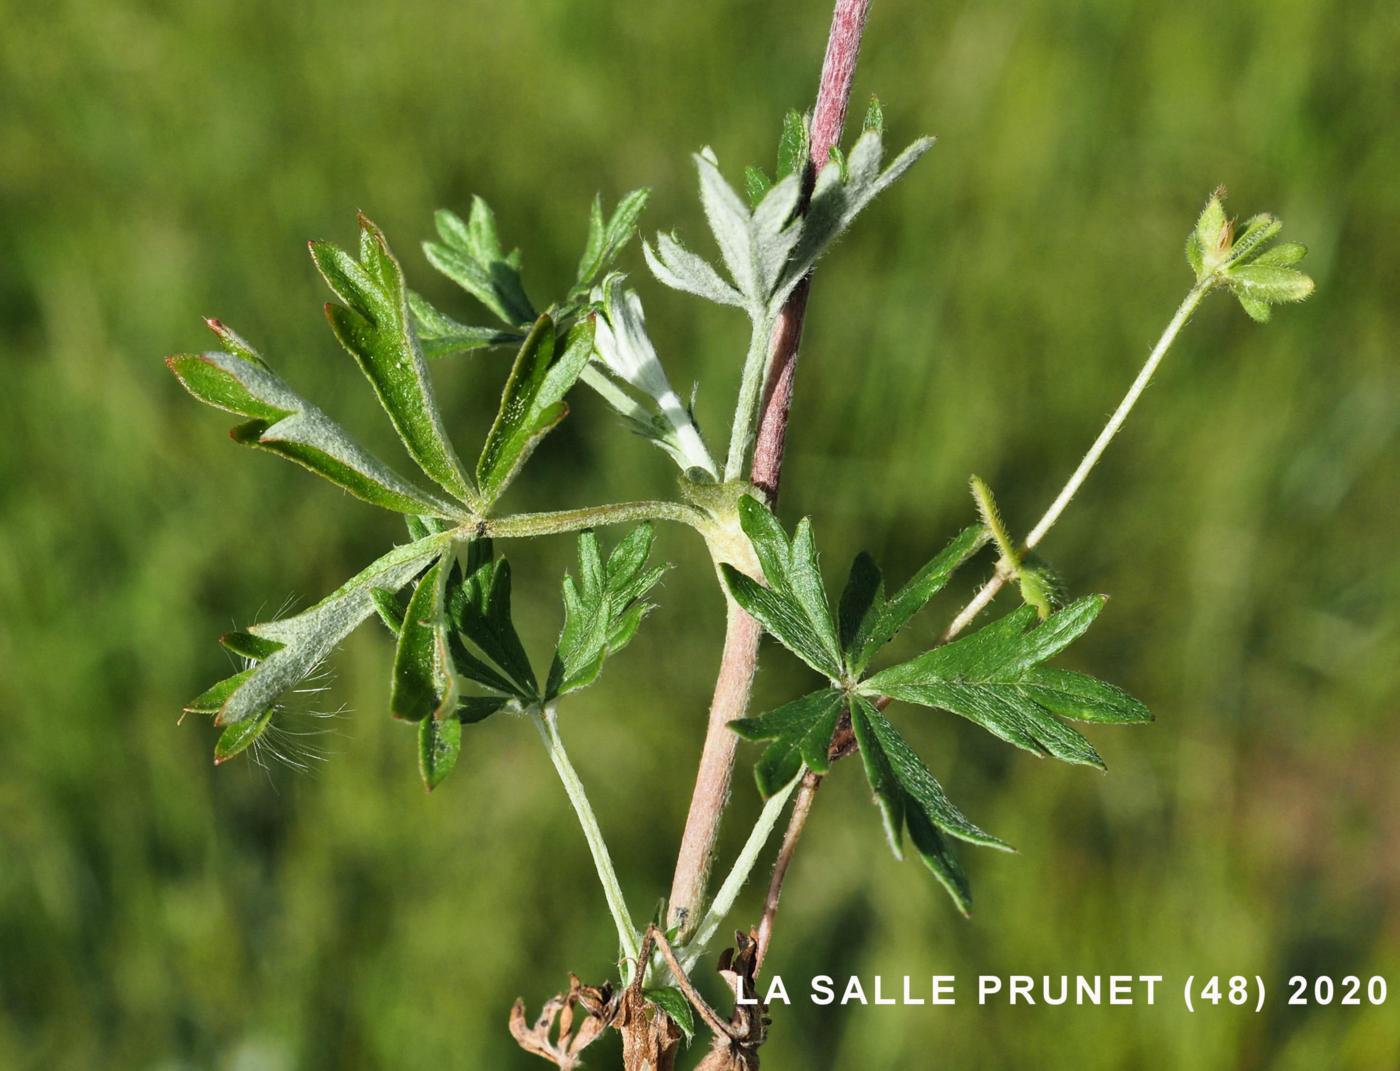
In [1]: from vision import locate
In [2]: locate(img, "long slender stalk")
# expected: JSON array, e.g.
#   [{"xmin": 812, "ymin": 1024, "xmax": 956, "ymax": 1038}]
[
  {"xmin": 754, "ymin": 769, "xmax": 820, "ymax": 973},
  {"xmin": 666, "ymin": 0, "xmax": 873, "ymax": 940},
  {"xmin": 531, "ymin": 704, "xmax": 641, "ymax": 963},
  {"xmin": 942, "ymin": 279, "xmax": 1211, "ymax": 641}
]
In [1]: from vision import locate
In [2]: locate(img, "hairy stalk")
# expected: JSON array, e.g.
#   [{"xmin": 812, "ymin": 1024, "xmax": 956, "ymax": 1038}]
[
  {"xmin": 482, "ymin": 499, "xmax": 708, "ymax": 540},
  {"xmin": 754, "ymin": 769, "xmax": 821, "ymax": 973},
  {"xmin": 531, "ymin": 703, "xmax": 641, "ymax": 963},
  {"xmin": 679, "ymin": 772, "xmax": 803, "ymax": 974},
  {"xmin": 943, "ymin": 279, "xmax": 1212, "ymax": 641},
  {"xmin": 666, "ymin": 0, "xmax": 873, "ymax": 940},
  {"xmin": 724, "ymin": 315, "xmax": 779, "ymax": 481}
]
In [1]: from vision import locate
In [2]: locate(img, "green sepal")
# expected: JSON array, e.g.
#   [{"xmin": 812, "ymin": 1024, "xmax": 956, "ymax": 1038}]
[
  {"xmin": 184, "ymin": 668, "xmax": 256, "ymax": 716},
  {"xmin": 219, "ymin": 631, "xmax": 284, "ymax": 661}
]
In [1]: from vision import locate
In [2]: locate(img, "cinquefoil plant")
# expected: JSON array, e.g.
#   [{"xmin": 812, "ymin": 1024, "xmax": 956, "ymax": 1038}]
[{"xmin": 167, "ymin": 1, "xmax": 1314, "ymax": 1066}]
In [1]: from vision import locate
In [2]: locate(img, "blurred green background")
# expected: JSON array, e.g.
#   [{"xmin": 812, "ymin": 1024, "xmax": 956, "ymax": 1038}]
[{"xmin": 3, "ymin": 0, "xmax": 1398, "ymax": 1067}]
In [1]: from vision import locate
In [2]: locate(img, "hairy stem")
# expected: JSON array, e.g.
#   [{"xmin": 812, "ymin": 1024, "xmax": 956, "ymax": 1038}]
[
  {"xmin": 531, "ymin": 703, "xmax": 640, "ymax": 963},
  {"xmin": 724, "ymin": 314, "xmax": 779, "ymax": 482},
  {"xmin": 679, "ymin": 772, "xmax": 802, "ymax": 974},
  {"xmin": 665, "ymin": 0, "xmax": 873, "ymax": 940},
  {"xmin": 943, "ymin": 280, "xmax": 1211, "ymax": 641},
  {"xmin": 754, "ymin": 769, "xmax": 821, "ymax": 974},
  {"xmin": 476, "ymin": 499, "xmax": 708, "ymax": 541}
]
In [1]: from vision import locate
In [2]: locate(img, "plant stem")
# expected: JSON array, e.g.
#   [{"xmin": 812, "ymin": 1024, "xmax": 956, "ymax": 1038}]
[
  {"xmin": 476, "ymin": 499, "xmax": 708, "ymax": 541},
  {"xmin": 724, "ymin": 314, "xmax": 778, "ymax": 482},
  {"xmin": 942, "ymin": 280, "xmax": 1211, "ymax": 641},
  {"xmin": 754, "ymin": 769, "xmax": 821, "ymax": 974},
  {"xmin": 665, "ymin": 0, "xmax": 873, "ymax": 941},
  {"xmin": 531, "ymin": 703, "xmax": 641, "ymax": 963},
  {"xmin": 679, "ymin": 772, "xmax": 802, "ymax": 974}
]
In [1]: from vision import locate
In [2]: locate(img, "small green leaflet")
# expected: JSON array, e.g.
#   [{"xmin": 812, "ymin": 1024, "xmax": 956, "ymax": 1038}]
[
  {"xmin": 729, "ymin": 689, "xmax": 845, "ymax": 796},
  {"xmin": 574, "ymin": 188, "xmax": 652, "ymax": 295},
  {"xmin": 548, "ymin": 525, "xmax": 665, "ymax": 699},
  {"xmin": 168, "ymin": 321, "xmax": 462, "ymax": 518},
  {"xmin": 408, "ymin": 291, "xmax": 524, "ymax": 359},
  {"xmin": 477, "ymin": 315, "xmax": 595, "ymax": 507},
  {"xmin": 424, "ymin": 197, "xmax": 536, "ymax": 327},
  {"xmin": 312, "ymin": 215, "xmax": 477, "ymax": 508},
  {"xmin": 444, "ymin": 541, "xmax": 538, "ymax": 705},
  {"xmin": 390, "ymin": 556, "xmax": 455, "ymax": 721},
  {"xmin": 725, "ymin": 498, "xmax": 1150, "ymax": 912},
  {"xmin": 862, "ymin": 598, "xmax": 1153, "ymax": 770},
  {"xmin": 1184, "ymin": 191, "xmax": 1314, "ymax": 323}
]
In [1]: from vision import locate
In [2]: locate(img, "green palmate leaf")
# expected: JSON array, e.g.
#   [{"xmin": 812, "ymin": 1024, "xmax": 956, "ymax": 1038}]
[
  {"xmin": 168, "ymin": 333, "xmax": 462, "ymax": 518},
  {"xmin": 210, "ymin": 534, "xmax": 447, "ymax": 726},
  {"xmin": 418, "ymin": 713, "xmax": 462, "ymax": 791},
  {"xmin": 548, "ymin": 525, "xmax": 664, "ymax": 699},
  {"xmin": 445, "ymin": 544, "xmax": 538, "ymax": 704},
  {"xmin": 312, "ymin": 215, "xmax": 476, "ymax": 507},
  {"xmin": 408, "ymin": 291, "xmax": 523, "ymax": 359},
  {"xmin": 424, "ymin": 198, "xmax": 536, "ymax": 326},
  {"xmin": 849, "ymin": 525, "xmax": 989, "ymax": 674},
  {"xmin": 390, "ymin": 556, "xmax": 454, "ymax": 721},
  {"xmin": 864, "ymin": 597, "xmax": 1152, "ymax": 769},
  {"xmin": 477, "ymin": 315, "xmax": 595, "ymax": 506},
  {"xmin": 729, "ymin": 689, "xmax": 845, "ymax": 797},
  {"xmin": 574, "ymin": 188, "xmax": 651, "ymax": 293},
  {"xmin": 849, "ymin": 695, "xmax": 904, "ymax": 857},
  {"xmin": 719, "ymin": 495, "xmax": 842, "ymax": 677},
  {"xmin": 645, "ymin": 987, "xmax": 695, "ymax": 1044}
]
